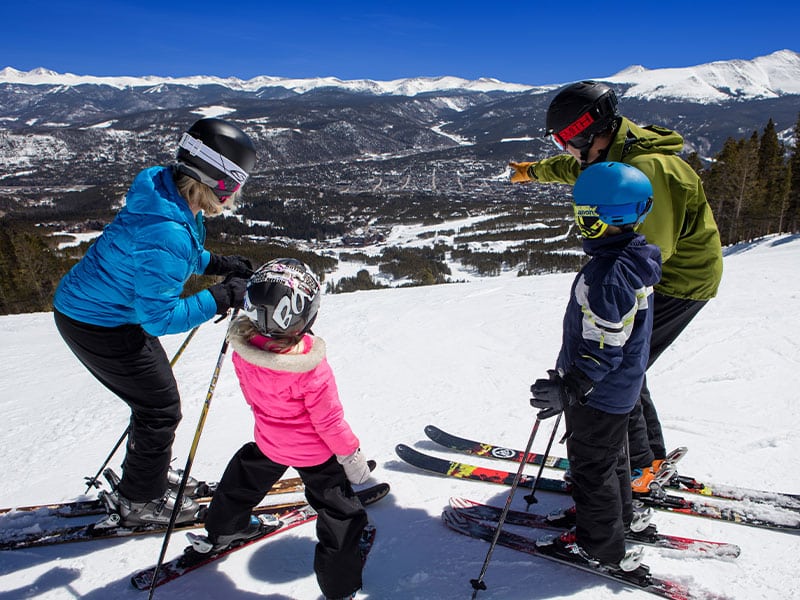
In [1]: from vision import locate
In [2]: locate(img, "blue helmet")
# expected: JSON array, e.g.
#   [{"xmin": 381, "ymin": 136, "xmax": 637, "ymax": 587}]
[{"xmin": 572, "ymin": 162, "xmax": 653, "ymax": 238}]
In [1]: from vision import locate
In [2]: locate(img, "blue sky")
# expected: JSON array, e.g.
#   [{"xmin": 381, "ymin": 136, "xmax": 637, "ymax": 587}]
[{"xmin": 5, "ymin": 0, "xmax": 798, "ymax": 85}]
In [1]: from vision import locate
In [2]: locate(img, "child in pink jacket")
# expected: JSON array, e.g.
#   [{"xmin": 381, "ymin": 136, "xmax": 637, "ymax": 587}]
[{"xmin": 201, "ymin": 258, "xmax": 371, "ymax": 600}]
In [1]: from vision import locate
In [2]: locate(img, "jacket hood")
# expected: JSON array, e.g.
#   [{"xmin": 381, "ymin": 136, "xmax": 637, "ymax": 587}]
[
  {"xmin": 229, "ymin": 330, "xmax": 327, "ymax": 373},
  {"xmin": 607, "ymin": 117, "xmax": 685, "ymax": 162},
  {"xmin": 126, "ymin": 166, "xmax": 194, "ymax": 223}
]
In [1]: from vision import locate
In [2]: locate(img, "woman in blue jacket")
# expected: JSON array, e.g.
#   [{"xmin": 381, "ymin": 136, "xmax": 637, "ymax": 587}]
[{"xmin": 53, "ymin": 118, "xmax": 256, "ymax": 527}]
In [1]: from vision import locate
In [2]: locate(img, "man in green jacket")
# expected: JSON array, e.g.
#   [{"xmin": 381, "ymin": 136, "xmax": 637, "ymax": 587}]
[{"xmin": 510, "ymin": 81, "xmax": 723, "ymax": 491}]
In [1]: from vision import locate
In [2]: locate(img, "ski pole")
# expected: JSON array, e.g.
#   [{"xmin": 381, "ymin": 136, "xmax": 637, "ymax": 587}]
[
  {"xmin": 83, "ymin": 325, "xmax": 201, "ymax": 493},
  {"xmin": 523, "ymin": 412, "xmax": 563, "ymax": 506},
  {"xmin": 147, "ymin": 310, "xmax": 237, "ymax": 600},
  {"xmin": 469, "ymin": 417, "xmax": 542, "ymax": 598}
]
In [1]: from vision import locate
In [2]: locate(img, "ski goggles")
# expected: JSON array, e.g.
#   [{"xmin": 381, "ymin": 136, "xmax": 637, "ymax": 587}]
[
  {"xmin": 177, "ymin": 133, "xmax": 249, "ymax": 202},
  {"xmin": 550, "ymin": 111, "xmax": 597, "ymax": 152},
  {"xmin": 573, "ymin": 204, "xmax": 608, "ymax": 239}
]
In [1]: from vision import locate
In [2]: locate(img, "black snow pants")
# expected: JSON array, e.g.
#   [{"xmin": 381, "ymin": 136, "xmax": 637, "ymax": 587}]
[
  {"xmin": 627, "ymin": 292, "xmax": 708, "ymax": 468},
  {"xmin": 204, "ymin": 442, "xmax": 369, "ymax": 600},
  {"xmin": 564, "ymin": 401, "xmax": 632, "ymax": 565},
  {"xmin": 53, "ymin": 309, "xmax": 182, "ymax": 501}
]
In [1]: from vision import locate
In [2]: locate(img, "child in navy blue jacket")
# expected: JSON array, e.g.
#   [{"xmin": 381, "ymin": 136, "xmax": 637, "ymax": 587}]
[{"xmin": 530, "ymin": 162, "xmax": 662, "ymax": 574}]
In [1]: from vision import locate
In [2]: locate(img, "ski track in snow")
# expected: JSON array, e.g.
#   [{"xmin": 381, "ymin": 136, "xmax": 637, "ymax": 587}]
[{"xmin": 0, "ymin": 234, "xmax": 799, "ymax": 599}]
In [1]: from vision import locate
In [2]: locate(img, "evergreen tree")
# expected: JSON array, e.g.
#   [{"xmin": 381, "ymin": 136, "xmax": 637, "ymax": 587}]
[
  {"xmin": 786, "ymin": 112, "xmax": 800, "ymax": 233},
  {"xmin": 755, "ymin": 119, "xmax": 788, "ymax": 237}
]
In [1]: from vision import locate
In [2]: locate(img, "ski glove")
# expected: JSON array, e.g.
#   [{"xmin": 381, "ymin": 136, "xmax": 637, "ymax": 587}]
[
  {"xmin": 509, "ymin": 161, "xmax": 537, "ymax": 184},
  {"xmin": 204, "ymin": 254, "xmax": 254, "ymax": 278},
  {"xmin": 208, "ymin": 274, "xmax": 248, "ymax": 315},
  {"xmin": 337, "ymin": 448, "xmax": 371, "ymax": 484},
  {"xmin": 530, "ymin": 368, "xmax": 594, "ymax": 419}
]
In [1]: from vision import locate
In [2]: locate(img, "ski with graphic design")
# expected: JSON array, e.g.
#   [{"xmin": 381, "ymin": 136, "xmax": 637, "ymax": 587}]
[
  {"xmin": 442, "ymin": 509, "xmax": 731, "ymax": 600},
  {"xmin": 396, "ymin": 443, "xmax": 569, "ymax": 492},
  {"xmin": 0, "ymin": 476, "xmax": 304, "ymax": 519},
  {"xmin": 425, "ymin": 425, "xmax": 800, "ymax": 511},
  {"xmin": 448, "ymin": 498, "xmax": 740, "ymax": 558},
  {"xmin": 396, "ymin": 444, "xmax": 800, "ymax": 532},
  {"xmin": 0, "ymin": 483, "xmax": 388, "ymax": 551},
  {"xmin": 130, "ymin": 483, "xmax": 389, "ymax": 591}
]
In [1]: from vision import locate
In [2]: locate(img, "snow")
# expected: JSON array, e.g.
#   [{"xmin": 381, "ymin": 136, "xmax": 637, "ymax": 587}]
[{"xmin": 1, "ymin": 234, "xmax": 799, "ymax": 599}]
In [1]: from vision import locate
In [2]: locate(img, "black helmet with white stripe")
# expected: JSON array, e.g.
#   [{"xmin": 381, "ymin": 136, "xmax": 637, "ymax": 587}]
[
  {"xmin": 175, "ymin": 118, "xmax": 256, "ymax": 202},
  {"xmin": 245, "ymin": 259, "xmax": 321, "ymax": 338}
]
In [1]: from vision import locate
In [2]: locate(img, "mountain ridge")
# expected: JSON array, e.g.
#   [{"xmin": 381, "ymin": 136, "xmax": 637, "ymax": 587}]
[{"xmin": 2, "ymin": 49, "xmax": 798, "ymax": 102}]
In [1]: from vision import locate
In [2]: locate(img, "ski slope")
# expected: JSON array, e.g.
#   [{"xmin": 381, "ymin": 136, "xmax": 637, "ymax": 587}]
[{"xmin": 0, "ymin": 234, "xmax": 798, "ymax": 599}]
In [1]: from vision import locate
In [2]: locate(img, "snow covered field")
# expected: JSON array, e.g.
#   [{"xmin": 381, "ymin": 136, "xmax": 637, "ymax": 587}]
[{"xmin": 1, "ymin": 234, "xmax": 798, "ymax": 600}]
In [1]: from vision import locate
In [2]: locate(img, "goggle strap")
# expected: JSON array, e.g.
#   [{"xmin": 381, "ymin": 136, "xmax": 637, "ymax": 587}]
[{"xmin": 178, "ymin": 133, "xmax": 249, "ymax": 186}]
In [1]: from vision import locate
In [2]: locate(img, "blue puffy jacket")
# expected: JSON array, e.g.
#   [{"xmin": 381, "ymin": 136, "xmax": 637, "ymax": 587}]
[
  {"xmin": 556, "ymin": 232, "xmax": 662, "ymax": 414},
  {"xmin": 54, "ymin": 166, "xmax": 218, "ymax": 336}
]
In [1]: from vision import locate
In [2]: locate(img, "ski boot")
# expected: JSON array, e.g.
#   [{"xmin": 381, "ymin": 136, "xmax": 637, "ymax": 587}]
[
  {"xmin": 536, "ymin": 528, "xmax": 646, "ymax": 573},
  {"xmin": 187, "ymin": 513, "xmax": 281, "ymax": 554},
  {"xmin": 627, "ymin": 502, "xmax": 655, "ymax": 533},
  {"xmin": 100, "ymin": 488, "xmax": 200, "ymax": 527},
  {"xmin": 631, "ymin": 459, "xmax": 678, "ymax": 495}
]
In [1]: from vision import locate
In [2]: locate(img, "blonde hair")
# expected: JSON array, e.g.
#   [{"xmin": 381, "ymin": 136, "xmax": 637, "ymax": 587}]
[
  {"xmin": 228, "ymin": 315, "xmax": 304, "ymax": 352},
  {"xmin": 173, "ymin": 169, "xmax": 240, "ymax": 216}
]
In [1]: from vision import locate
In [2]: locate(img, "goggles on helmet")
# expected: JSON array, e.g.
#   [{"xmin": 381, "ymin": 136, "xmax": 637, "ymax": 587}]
[
  {"xmin": 573, "ymin": 203, "xmax": 609, "ymax": 239},
  {"xmin": 177, "ymin": 133, "xmax": 249, "ymax": 202},
  {"xmin": 550, "ymin": 110, "xmax": 597, "ymax": 152}
]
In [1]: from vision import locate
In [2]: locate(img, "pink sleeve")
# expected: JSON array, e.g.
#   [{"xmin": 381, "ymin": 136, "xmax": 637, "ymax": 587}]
[{"xmin": 302, "ymin": 359, "xmax": 360, "ymax": 456}]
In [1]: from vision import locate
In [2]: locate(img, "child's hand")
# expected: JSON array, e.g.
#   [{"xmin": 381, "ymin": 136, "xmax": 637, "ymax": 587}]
[{"xmin": 337, "ymin": 448, "xmax": 371, "ymax": 484}]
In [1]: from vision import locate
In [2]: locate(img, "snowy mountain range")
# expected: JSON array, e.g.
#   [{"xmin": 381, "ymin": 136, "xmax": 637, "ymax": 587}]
[
  {"xmin": 2, "ymin": 49, "xmax": 799, "ymax": 101},
  {"xmin": 1, "ymin": 49, "xmax": 799, "ymax": 223}
]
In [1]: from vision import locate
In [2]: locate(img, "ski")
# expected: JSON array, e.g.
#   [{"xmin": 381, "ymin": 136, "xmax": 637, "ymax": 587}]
[
  {"xmin": 130, "ymin": 482, "xmax": 389, "ymax": 591},
  {"xmin": 0, "ymin": 476, "xmax": 304, "ymax": 519},
  {"xmin": 1, "ymin": 483, "xmax": 389, "ymax": 551},
  {"xmin": 131, "ymin": 506, "xmax": 317, "ymax": 590},
  {"xmin": 448, "ymin": 498, "xmax": 741, "ymax": 558},
  {"xmin": 396, "ymin": 444, "xmax": 800, "ymax": 532},
  {"xmin": 425, "ymin": 425, "xmax": 800, "ymax": 511},
  {"xmin": 442, "ymin": 509, "xmax": 731, "ymax": 600},
  {"xmin": 396, "ymin": 444, "xmax": 569, "ymax": 493}
]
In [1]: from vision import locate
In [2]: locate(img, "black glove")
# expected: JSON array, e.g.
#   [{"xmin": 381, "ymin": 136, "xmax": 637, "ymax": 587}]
[
  {"xmin": 208, "ymin": 275, "xmax": 248, "ymax": 315},
  {"xmin": 530, "ymin": 368, "xmax": 594, "ymax": 419},
  {"xmin": 204, "ymin": 253, "xmax": 254, "ymax": 278}
]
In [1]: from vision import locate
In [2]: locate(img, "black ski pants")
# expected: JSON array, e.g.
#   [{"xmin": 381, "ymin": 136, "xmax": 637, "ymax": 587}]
[
  {"xmin": 204, "ymin": 442, "xmax": 369, "ymax": 600},
  {"xmin": 564, "ymin": 401, "xmax": 632, "ymax": 565},
  {"xmin": 627, "ymin": 293, "xmax": 708, "ymax": 469},
  {"xmin": 53, "ymin": 309, "xmax": 181, "ymax": 501}
]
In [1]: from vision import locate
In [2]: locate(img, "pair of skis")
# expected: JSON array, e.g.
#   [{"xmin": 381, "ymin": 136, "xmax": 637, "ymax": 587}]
[
  {"xmin": 397, "ymin": 425, "xmax": 800, "ymax": 532},
  {"xmin": 442, "ymin": 506, "xmax": 733, "ymax": 600},
  {"xmin": 130, "ymin": 482, "xmax": 388, "ymax": 591},
  {"xmin": 425, "ymin": 425, "xmax": 800, "ymax": 511}
]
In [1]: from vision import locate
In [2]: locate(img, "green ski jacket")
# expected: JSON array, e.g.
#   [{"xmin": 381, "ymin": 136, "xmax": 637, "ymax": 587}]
[{"xmin": 529, "ymin": 117, "xmax": 723, "ymax": 300}]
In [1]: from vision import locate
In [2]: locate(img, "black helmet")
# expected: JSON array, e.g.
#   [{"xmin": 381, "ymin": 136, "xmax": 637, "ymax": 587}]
[
  {"xmin": 245, "ymin": 259, "xmax": 321, "ymax": 337},
  {"xmin": 546, "ymin": 81, "xmax": 619, "ymax": 152},
  {"xmin": 176, "ymin": 118, "xmax": 256, "ymax": 202}
]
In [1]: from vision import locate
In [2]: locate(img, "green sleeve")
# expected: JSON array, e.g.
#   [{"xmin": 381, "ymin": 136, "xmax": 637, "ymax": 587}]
[{"xmin": 531, "ymin": 155, "xmax": 582, "ymax": 184}]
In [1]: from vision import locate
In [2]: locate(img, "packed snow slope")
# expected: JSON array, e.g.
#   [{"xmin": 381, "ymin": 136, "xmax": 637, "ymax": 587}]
[{"xmin": 1, "ymin": 234, "xmax": 798, "ymax": 600}]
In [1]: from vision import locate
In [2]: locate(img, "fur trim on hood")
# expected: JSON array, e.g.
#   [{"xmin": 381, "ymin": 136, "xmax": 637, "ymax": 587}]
[{"xmin": 228, "ymin": 330, "xmax": 327, "ymax": 373}]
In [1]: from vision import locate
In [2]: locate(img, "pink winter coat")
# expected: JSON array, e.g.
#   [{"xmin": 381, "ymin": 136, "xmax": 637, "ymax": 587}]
[{"xmin": 229, "ymin": 331, "xmax": 360, "ymax": 467}]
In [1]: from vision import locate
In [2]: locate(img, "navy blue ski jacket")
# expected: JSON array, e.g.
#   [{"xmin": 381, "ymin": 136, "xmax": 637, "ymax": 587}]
[
  {"xmin": 556, "ymin": 231, "xmax": 662, "ymax": 414},
  {"xmin": 53, "ymin": 166, "xmax": 218, "ymax": 336}
]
